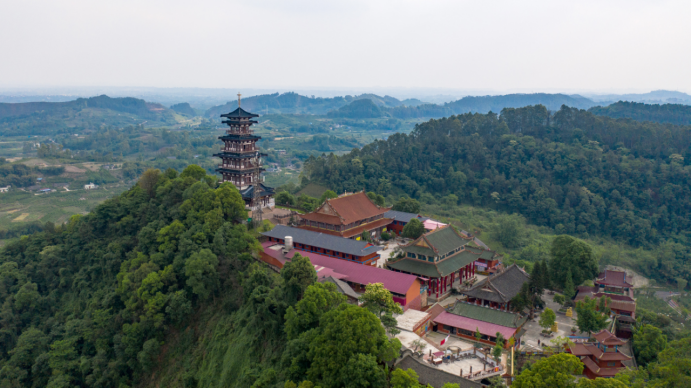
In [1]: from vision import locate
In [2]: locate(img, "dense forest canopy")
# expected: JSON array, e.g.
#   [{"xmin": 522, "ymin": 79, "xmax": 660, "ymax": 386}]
[
  {"xmin": 0, "ymin": 165, "xmax": 404, "ymax": 388},
  {"xmin": 304, "ymin": 104, "xmax": 691, "ymax": 283},
  {"xmin": 588, "ymin": 101, "xmax": 691, "ymax": 125}
]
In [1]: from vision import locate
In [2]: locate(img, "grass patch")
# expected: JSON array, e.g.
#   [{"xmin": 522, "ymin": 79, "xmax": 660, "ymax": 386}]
[{"xmin": 297, "ymin": 182, "xmax": 329, "ymax": 198}]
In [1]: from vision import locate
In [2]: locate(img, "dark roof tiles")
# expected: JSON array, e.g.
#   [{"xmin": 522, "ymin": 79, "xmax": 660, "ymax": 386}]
[{"xmin": 262, "ymin": 225, "xmax": 381, "ymax": 257}]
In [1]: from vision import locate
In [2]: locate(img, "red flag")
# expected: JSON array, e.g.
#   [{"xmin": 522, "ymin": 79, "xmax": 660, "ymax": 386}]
[{"xmin": 440, "ymin": 334, "xmax": 449, "ymax": 346}]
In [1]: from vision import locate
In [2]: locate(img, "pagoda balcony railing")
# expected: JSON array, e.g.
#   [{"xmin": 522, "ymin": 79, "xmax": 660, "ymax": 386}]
[
  {"xmin": 219, "ymin": 164, "xmax": 259, "ymax": 170},
  {"xmin": 220, "ymin": 147, "xmax": 259, "ymax": 153}
]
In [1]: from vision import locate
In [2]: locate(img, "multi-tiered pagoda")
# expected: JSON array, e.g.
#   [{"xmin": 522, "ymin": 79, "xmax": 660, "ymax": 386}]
[{"xmin": 214, "ymin": 95, "xmax": 274, "ymax": 210}]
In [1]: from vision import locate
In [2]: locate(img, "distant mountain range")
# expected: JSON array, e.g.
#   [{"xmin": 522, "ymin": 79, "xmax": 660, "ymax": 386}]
[
  {"xmin": 203, "ymin": 92, "xmax": 427, "ymax": 117},
  {"xmin": 0, "ymin": 95, "xmax": 177, "ymax": 136},
  {"xmin": 584, "ymin": 90, "xmax": 691, "ymax": 105}
]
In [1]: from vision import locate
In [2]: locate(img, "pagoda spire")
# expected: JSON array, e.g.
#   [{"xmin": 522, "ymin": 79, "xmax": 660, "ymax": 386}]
[{"xmin": 237, "ymin": 92, "xmax": 241, "ymax": 107}]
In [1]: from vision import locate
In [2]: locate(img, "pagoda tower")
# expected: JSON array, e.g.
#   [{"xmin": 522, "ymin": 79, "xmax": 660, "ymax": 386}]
[{"xmin": 214, "ymin": 94, "xmax": 275, "ymax": 211}]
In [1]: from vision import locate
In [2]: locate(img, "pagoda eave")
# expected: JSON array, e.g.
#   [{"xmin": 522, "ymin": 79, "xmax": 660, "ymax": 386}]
[
  {"xmin": 219, "ymin": 134, "xmax": 261, "ymax": 141},
  {"xmin": 214, "ymin": 152, "xmax": 268, "ymax": 158},
  {"xmin": 216, "ymin": 167, "xmax": 267, "ymax": 174},
  {"xmin": 223, "ymin": 119, "xmax": 258, "ymax": 125}
]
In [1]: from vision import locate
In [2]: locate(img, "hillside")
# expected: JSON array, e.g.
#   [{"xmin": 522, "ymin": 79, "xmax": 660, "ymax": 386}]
[
  {"xmin": 304, "ymin": 104, "xmax": 691, "ymax": 284},
  {"xmin": 0, "ymin": 165, "xmax": 402, "ymax": 388},
  {"xmin": 0, "ymin": 95, "xmax": 178, "ymax": 136},
  {"xmin": 588, "ymin": 101, "xmax": 691, "ymax": 125},
  {"xmin": 586, "ymin": 90, "xmax": 691, "ymax": 105}
]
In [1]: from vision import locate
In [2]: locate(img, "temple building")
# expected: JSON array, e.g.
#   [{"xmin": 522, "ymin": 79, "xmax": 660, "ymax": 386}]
[
  {"xmin": 261, "ymin": 225, "xmax": 382, "ymax": 265},
  {"xmin": 386, "ymin": 226, "xmax": 499, "ymax": 301},
  {"xmin": 214, "ymin": 95, "xmax": 274, "ymax": 210},
  {"xmin": 575, "ymin": 270, "xmax": 637, "ymax": 338},
  {"xmin": 433, "ymin": 301, "xmax": 527, "ymax": 347},
  {"xmin": 298, "ymin": 191, "xmax": 392, "ymax": 239},
  {"xmin": 259, "ymin": 239, "xmax": 422, "ymax": 310},
  {"xmin": 567, "ymin": 330, "xmax": 632, "ymax": 379},
  {"xmin": 462, "ymin": 264, "xmax": 530, "ymax": 311}
]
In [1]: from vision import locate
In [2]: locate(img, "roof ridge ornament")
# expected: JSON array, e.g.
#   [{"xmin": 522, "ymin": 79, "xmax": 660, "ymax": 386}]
[{"xmin": 238, "ymin": 92, "xmax": 241, "ymax": 108}]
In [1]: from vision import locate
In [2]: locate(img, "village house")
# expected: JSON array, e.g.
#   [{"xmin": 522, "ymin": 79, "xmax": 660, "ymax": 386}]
[
  {"xmin": 261, "ymin": 225, "xmax": 382, "ymax": 265},
  {"xmin": 298, "ymin": 191, "xmax": 392, "ymax": 239},
  {"xmin": 0, "ymin": 186, "xmax": 9, "ymax": 193},
  {"xmin": 386, "ymin": 226, "xmax": 499, "ymax": 301},
  {"xmin": 433, "ymin": 301, "xmax": 527, "ymax": 348},
  {"xmin": 462, "ymin": 264, "xmax": 530, "ymax": 311},
  {"xmin": 260, "ymin": 240, "xmax": 422, "ymax": 310},
  {"xmin": 567, "ymin": 330, "xmax": 632, "ymax": 379},
  {"xmin": 84, "ymin": 182, "xmax": 97, "ymax": 190}
]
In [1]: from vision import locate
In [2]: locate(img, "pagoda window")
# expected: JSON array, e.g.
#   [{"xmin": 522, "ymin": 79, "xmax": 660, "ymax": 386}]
[
  {"xmin": 417, "ymin": 254, "xmax": 425, "ymax": 260},
  {"xmin": 428, "ymin": 256, "xmax": 434, "ymax": 262},
  {"xmin": 407, "ymin": 252, "xmax": 415, "ymax": 258}
]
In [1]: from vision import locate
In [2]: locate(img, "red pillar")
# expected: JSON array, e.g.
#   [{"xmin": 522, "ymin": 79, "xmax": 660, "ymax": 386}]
[
  {"xmin": 451, "ymin": 272, "xmax": 455, "ymax": 287},
  {"xmin": 436, "ymin": 278, "xmax": 439, "ymax": 298}
]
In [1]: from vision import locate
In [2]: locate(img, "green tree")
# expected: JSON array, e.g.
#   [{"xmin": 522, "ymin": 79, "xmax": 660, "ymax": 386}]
[
  {"xmin": 574, "ymin": 296, "xmax": 608, "ymax": 337},
  {"xmin": 539, "ymin": 308, "xmax": 556, "ymax": 331},
  {"xmin": 549, "ymin": 235, "xmax": 598, "ymax": 289},
  {"xmin": 184, "ymin": 248, "xmax": 219, "ymax": 300},
  {"xmin": 306, "ymin": 304, "xmax": 400, "ymax": 387},
  {"xmin": 276, "ymin": 191, "xmax": 296, "ymax": 206},
  {"xmin": 180, "ymin": 164, "xmax": 207, "ymax": 180},
  {"xmin": 443, "ymin": 383, "xmax": 461, "ymax": 388},
  {"xmin": 563, "ymin": 271, "xmax": 575, "ymax": 300},
  {"xmin": 647, "ymin": 337, "xmax": 691, "ymax": 388},
  {"xmin": 512, "ymin": 353, "xmax": 583, "ymax": 388},
  {"xmin": 392, "ymin": 197, "xmax": 420, "ymax": 213},
  {"xmin": 402, "ymin": 219, "xmax": 425, "ymax": 239},
  {"xmin": 338, "ymin": 353, "xmax": 386, "ymax": 387},
  {"xmin": 633, "ymin": 324, "xmax": 667, "ymax": 366},
  {"xmin": 284, "ymin": 282, "xmax": 346, "ymax": 340},
  {"xmin": 319, "ymin": 190, "xmax": 338, "ymax": 204},
  {"xmin": 281, "ymin": 253, "xmax": 318, "ymax": 305},
  {"xmin": 359, "ymin": 282, "xmax": 403, "ymax": 319},
  {"xmin": 391, "ymin": 368, "xmax": 420, "ymax": 388},
  {"xmin": 367, "ymin": 191, "xmax": 386, "ymax": 207},
  {"xmin": 490, "ymin": 213, "xmax": 525, "ymax": 249}
]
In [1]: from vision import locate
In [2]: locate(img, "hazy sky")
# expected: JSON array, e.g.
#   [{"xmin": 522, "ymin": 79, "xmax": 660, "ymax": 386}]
[{"xmin": 1, "ymin": 0, "xmax": 689, "ymax": 93}]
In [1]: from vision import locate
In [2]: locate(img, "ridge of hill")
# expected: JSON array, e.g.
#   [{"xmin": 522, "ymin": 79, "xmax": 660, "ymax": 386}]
[
  {"xmin": 327, "ymin": 93, "xmax": 599, "ymax": 119},
  {"xmin": 0, "ymin": 95, "xmax": 177, "ymax": 136},
  {"xmin": 588, "ymin": 101, "xmax": 691, "ymax": 125},
  {"xmin": 585, "ymin": 90, "xmax": 691, "ymax": 105},
  {"xmin": 204, "ymin": 92, "xmax": 427, "ymax": 117}
]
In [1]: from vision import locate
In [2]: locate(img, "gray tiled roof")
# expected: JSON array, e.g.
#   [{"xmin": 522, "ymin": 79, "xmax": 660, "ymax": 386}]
[
  {"xmin": 320, "ymin": 276, "xmax": 361, "ymax": 300},
  {"xmin": 384, "ymin": 210, "xmax": 429, "ymax": 223},
  {"xmin": 395, "ymin": 352, "xmax": 482, "ymax": 388},
  {"xmin": 262, "ymin": 225, "xmax": 381, "ymax": 257},
  {"xmin": 464, "ymin": 264, "xmax": 529, "ymax": 303},
  {"xmin": 239, "ymin": 183, "xmax": 275, "ymax": 200},
  {"xmin": 220, "ymin": 107, "xmax": 259, "ymax": 118},
  {"xmin": 449, "ymin": 301, "xmax": 528, "ymax": 328}
]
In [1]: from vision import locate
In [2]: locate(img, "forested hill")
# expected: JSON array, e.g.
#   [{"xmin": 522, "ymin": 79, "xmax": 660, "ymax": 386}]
[
  {"xmin": 0, "ymin": 95, "xmax": 177, "ymax": 136},
  {"xmin": 326, "ymin": 93, "xmax": 600, "ymax": 120},
  {"xmin": 304, "ymin": 104, "xmax": 690, "ymax": 282},
  {"xmin": 588, "ymin": 101, "xmax": 691, "ymax": 125},
  {"xmin": 204, "ymin": 92, "xmax": 425, "ymax": 117},
  {"xmin": 0, "ymin": 165, "xmax": 402, "ymax": 387}
]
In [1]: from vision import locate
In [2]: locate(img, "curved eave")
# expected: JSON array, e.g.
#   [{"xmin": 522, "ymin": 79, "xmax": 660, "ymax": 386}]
[
  {"xmin": 214, "ymin": 152, "xmax": 268, "ymax": 158},
  {"xmin": 223, "ymin": 120, "xmax": 258, "ymax": 125},
  {"xmin": 216, "ymin": 167, "xmax": 267, "ymax": 174},
  {"xmin": 219, "ymin": 134, "xmax": 261, "ymax": 141}
]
